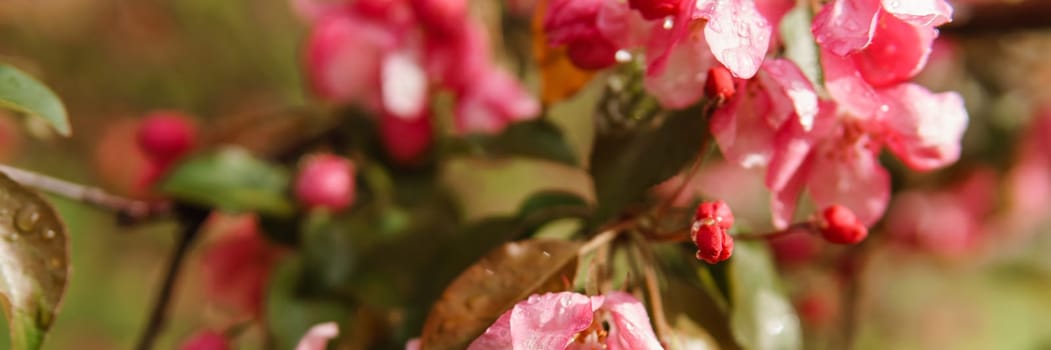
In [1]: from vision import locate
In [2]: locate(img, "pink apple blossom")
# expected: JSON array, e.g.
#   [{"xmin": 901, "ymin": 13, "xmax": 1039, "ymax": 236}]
[
  {"xmin": 296, "ymin": 322, "xmax": 340, "ymax": 350},
  {"xmin": 812, "ymin": 0, "xmax": 951, "ymax": 56},
  {"xmin": 468, "ymin": 291, "xmax": 664, "ymax": 350},
  {"xmin": 200, "ymin": 214, "xmax": 283, "ymax": 317}
]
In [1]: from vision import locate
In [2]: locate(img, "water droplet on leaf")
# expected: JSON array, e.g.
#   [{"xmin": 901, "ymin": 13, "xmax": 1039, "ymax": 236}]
[{"xmin": 15, "ymin": 205, "xmax": 40, "ymax": 233}]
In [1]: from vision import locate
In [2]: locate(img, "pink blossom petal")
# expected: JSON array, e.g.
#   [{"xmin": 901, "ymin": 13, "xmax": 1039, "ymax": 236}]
[
  {"xmin": 602, "ymin": 292, "xmax": 664, "ymax": 350},
  {"xmin": 509, "ymin": 292, "xmax": 595, "ymax": 350},
  {"xmin": 467, "ymin": 310, "xmax": 515, "ymax": 350},
  {"xmin": 645, "ymin": 0, "xmax": 698, "ymax": 75},
  {"xmin": 643, "ymin": 32, "xmax": 715, "ymax": 108},
  {"xmin": 381, "ymin": 50, "xmax": 428, "ymax": 118},
  {"xmin": 711, "ymin": 80, "xmax": 777, "ymax": 168},
  {"xmin": 811, "ymin": 0, "xmax": 881, "ymax": 55},
  {"xmin": 807, "ymin": 133, "xmax": 890, "ymax": 226},
  {"xmin": 424, "ymin": 20, "xmax": 490, "ymax": 92},
  {"xmin": 881, "ymin": 0, "xmax": 953, "ymax": 27},
  {"xmin": 597, "ymin": 0, "xmax": 652, "ymax": 49},
  {"xmin": 760, "ymin": 59, "xmax": 819, "ymax": 130},
  {"xmin": 851, "ymin": 11, "xmax": 937, "ymax": 88},
  {"xmin": 702, "ymin": 0, "xmax": 771, "ymax": 78},
  {"xmin": 295, "ymin": 322, "xmax": 339, "ymax": 350},
  {"xmin": 455, "ymin": 68, "xmax": 540, "ymax": 134},
  {"xmin": 770, "ymin": 156, "xmax": 811, "ymax": 229},
  {"xmin": 305, "ymin": 13, "xmax": 393, "ymax": 106},
  {"xmin": 877, "ymin": 83, "xmax": 967, "ymax": 171},
  {"xmin": 545, "ymin": 0, "xmax": 606, "ymax": 46},
  {"xmin": 405, "ymin": 338, "xmax": 421, "ymax": 350},
  {"xmin": 766, "ymin": 101, "xmax": 836, "ymax": 192},
  {"xmin": 820, "ymin": 49, "xmax": 882, "ymax": 119}
]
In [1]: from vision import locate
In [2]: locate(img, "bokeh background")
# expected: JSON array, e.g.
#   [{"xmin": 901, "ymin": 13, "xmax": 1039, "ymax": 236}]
[{"xmin": 1, "ymin": 0, "xmax": 1051, "ymax": 349}]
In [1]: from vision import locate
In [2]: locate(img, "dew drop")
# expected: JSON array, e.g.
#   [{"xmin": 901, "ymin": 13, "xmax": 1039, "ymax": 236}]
[
  {"xmin": 662, "ymin": 16, "xmax": 674, "ymax": 30},
  {"xmin": 15, "ymin": 205, "xmax": 40, "ymax": 233},
  {"xmin": 879, "ymin": 104, "xmax": 890, "ymax": 112},
  {"xmin": 43, "ymin": 229, "xmax": 56, "ymax": 239},
  {"xmin": 614, "ymin": 49, "xmax": 632, "ymax": 63}
]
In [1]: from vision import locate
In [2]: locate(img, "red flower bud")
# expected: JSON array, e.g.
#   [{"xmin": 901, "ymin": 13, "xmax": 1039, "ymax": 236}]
[
  {"xmin": 818, "ymin": 205, "xmax": 868, "ymax": 244},
  {"xmin": 628, "ymin": 0, "xmax": 681, "ymax": 20},
  {"xmin": 566, "ymin": 40, "xmax": 619, "ymax": 70},
  {"xmin": 180, "ymin": 330, "xmax": 230, "ymax": 350},
  {"xmin": 692, "ymin": 200, "xmax": 735, "ymax": 264},
  {"xmin": 295, "ymin": 154, "xmax": 356, "ymax": 211},
  {"xmin": 694, "ymin": 199, "xmax": 734, "ymax": 229},
  {"xmin": 137, "ymin": 111, "xmax": 197, "ymax": 164},
  {"xmin": 705, "ymin": 66, "xmax": 736, "ymax": 102}
]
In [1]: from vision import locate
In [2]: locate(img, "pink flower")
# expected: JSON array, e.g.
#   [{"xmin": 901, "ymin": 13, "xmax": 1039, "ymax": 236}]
[
  {"xmin": 468, "ymin": 292, "xmax": 664, "ymax": 350},
  {"xmin": 454, "ymin": 68, "xmax": 540, "ymax": 134},
  {"xmin": 180, "ymin": 330, "xmax": 230, "ymax": 350},
  {"xmin": 200, "ymin": 214, "xmax": 283, "ymax": 317},
  {"xmin": 885, "ymin": 170, "xmax": 996, "ymax": 258},
  {"xmin": 296, "ymin": 322, "xmax": 340, "ymax": 350},
  {"xmin": 812, "ymin": 0, "xmax": 951, "ymax": 57}
]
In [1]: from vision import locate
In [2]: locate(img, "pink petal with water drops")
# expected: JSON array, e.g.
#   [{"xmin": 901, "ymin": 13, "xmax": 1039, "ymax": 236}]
[
  {"xmin": 807, "ymin": 132, "xmax": 890, "ymax": 226},
  {"xmin": 760, "ymin": 59, "xmax": 819, "ymax": 130},
  {"xmin": 467, "ymin": 311, "xmax": 515, "ymax": 350},
  {"xmin": 877, "ymin": 83, "xmax": 967, "ymax": 171},
  {"xmin": 597, "ymin": 0, "xmax": 652, "ymax": 50},
  {"xmin": 545, "ymin": 0, "xmax": 606, "ymax": 46},
  {"xmin": 702, "ymin": 0, "xmax": 771, "ymax": 78},
  {"xmin": 766, "ymin": 101, "xmax": 835, "ymax": 192},
  {"xmin": 509, "ymin": 292, "xmax": 595, "ymax": 350},
  {"xmin": 811, "ymin": 0, "xmax": 881, "ymax": 55},
  {"xmin": 602, "ymin": 292, "xmax": 665, "ymax": 350},
  {"xmin": 645, "ymin": 0, "xmax": 698, "ymax": 75},
  {"xmin": 711, "ymin": 80, "xmax": 777, "ymax": 169},
  {"xmin": 851, "ymin": 11, "xmax": 938, "ymax": 88},
  {"xmin": 820, "ymin": 49, "xmax": 881, "ymax": 119},
  {"xmin": 881, "ymin": 0, "xmax": 952, "ymax": 27},
  {"xmin": 643, "ymin": 32, "xmax": 715, "ymax": 108}
]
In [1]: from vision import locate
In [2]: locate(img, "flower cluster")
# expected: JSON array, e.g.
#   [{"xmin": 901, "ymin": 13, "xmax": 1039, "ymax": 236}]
[
  {"xmin": 294, "ymin": 0, "xmax": 540, "ymax": 163},
  {"xmin": 547, "ymin": 0, "xmax": 968, "ymax": 229}
]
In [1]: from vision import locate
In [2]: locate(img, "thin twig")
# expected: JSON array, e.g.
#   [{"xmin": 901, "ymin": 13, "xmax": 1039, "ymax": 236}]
[
  {"xmin": 136, "ymin": 207, "xmax": 208, "ymax": 350},
  {"xmin": 646, "ymin": 222, "xmax": 816, "ymax": 243},
  {"xmin": 0, "ymin": 163, "xmax": 170, "ymax": 222},
  {"xmin": 630, "ymin": 234, "xmax": 671, "ymax": 343}
]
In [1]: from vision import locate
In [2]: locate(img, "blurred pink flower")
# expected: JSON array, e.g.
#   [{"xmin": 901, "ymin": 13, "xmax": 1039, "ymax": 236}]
[
  {"xmin": 201, "ymin": 214, "xmax": 283, "ymax": 317},
  {"xmin": 468, "ymin": 291, "xmax": 663, "ymax": 350},
  {"xmin": 295, "ymin": 322, "xmax": 340, "ymax": 350},
  {"xmin": 886, "ymin": 169, "xmax": 996, "ymax": 258},
  {"xmin": 180, "ymin": 330, "xmax": 230, "ymax": 350}
]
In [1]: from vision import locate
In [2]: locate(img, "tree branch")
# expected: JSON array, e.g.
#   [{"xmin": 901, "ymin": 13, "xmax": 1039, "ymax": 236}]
[
  {"xmin": 0, "ymin": 163, "xmax": 170, "ymax": 223},
  {"xmin": 943, "ymin": 0, "xmax": 1051, "ymax": 35}
]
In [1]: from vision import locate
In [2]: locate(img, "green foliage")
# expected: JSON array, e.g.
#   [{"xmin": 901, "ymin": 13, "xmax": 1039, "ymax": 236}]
[
  {"xmin": 589, "ymin": 105, "xmax": 708, "ymax": 225},
  {"xmin": 0, "ymin": 64, "xmax": 70, "ymax": 136},
  {"xmin": 0, "ymin": 173, "xmax": 69, "ymax": 350},
  {"xmin": 462, "ymin": 119, "xmax": 580, "ymax": 166},
  {"xmin": 266, "ymin": 256, "xmax": 348, "ymax": 350},
  {"xmin": 728, "ymin": 243, "xmax": 801, "ymax": 350},
  {"xmin": 159, "ymin": 147, "xmax": 294, "ymax": 216}
]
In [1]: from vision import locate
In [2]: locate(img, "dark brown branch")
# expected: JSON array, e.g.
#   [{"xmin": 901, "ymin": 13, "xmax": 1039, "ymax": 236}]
[{"xmin": 135, "ymin": 206, "xmax": 209, "ymax": 350}]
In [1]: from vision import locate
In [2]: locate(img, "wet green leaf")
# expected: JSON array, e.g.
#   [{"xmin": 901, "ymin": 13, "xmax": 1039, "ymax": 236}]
[
  {"xmin": 0, "ymin": 64, "xmax": 70, "ymax": 137},
  {"xmin": 419, "ymin": 239, "xmax": 581, "ymax": 350},
  {"xmin": 728, "ymin": 243, "xmax": 801, "ymax": 350},
  {"xmin": 589, "ymin": 105, "xmax": 707, "ymax": 224},
  {"xmin": 0, "ymin": 172, "xmax": 70, "ymax": 349},
  {"xmin": 159, "ymin": 147, "xmax": 293, "ymax": 216}
]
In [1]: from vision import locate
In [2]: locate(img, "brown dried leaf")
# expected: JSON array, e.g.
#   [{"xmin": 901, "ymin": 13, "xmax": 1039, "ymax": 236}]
[
  {"xmin": 419, "ymin": 239, "xmax": 582, "ymax": 350},
  {"xmin": 0, "ymin": 172, "xmax": 70, "ymax": 349}
]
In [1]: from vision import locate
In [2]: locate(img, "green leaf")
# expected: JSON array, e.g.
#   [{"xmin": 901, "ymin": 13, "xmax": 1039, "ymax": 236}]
[
  {"xmin": 463, "ymin": 119, "xmax": 579, "ymax": 166},
  {"xmin": 265, "ymin": 255, "xmax": 349, "ymax": 350},
  {"xmin": 589, "ymin": 105, "xmax": 707, "ymax": 224},
  {"xmin": 159, "ymin": 147, "xmax": 294, "ymax": 216},
  {"xmin": 780, "ymin": 4, "xmax": 823, "ymax": 88},
  {"xmin": 0, "ymin": 172, "xmax": 70, "ymax": 349},
  {"xmin": 0, "ymin": 64, "xmax": 70, "ymax": 136},
  {"xmin": 419, "ymin": 239, "xmax": 581, "ymax": 350},
  {"xmin": 728, "ymin": 243, "xmax": 801, "ymax": 350}
]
